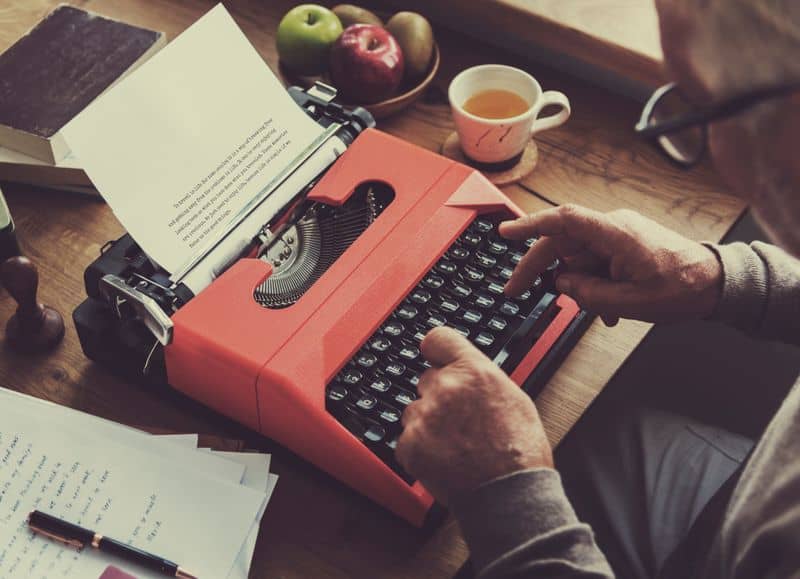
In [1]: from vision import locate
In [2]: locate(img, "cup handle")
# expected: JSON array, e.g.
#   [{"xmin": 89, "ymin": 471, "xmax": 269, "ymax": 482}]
[{"xmin": 530, "ymin": 90, "xmax": 571, "ymax": 135}]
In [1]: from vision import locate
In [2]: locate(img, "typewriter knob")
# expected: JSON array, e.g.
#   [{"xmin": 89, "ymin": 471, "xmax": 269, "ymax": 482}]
[{"xmin": 1, "ymin": 256, "xmax": 64, "ymax": 352}]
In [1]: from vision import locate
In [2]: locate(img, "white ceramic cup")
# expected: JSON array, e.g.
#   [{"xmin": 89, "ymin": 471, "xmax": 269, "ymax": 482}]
[{"xmin": 448, "ymin": 64, "xmax": 571, "ymax": 164}]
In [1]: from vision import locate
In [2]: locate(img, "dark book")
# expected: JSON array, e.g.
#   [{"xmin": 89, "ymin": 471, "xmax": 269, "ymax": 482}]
[{"xmin": 0, "ymin": 4, "xmax": 165, "ymax": 164}]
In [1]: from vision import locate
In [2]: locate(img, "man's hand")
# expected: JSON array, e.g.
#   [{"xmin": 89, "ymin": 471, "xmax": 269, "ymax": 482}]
[
  {"xmin": 500, "ymin": 204, "xmax": 723, "ymax": 325},
  {"xmin": 396, "ymin": 327, "xmax": 553, "ymax": 506}
]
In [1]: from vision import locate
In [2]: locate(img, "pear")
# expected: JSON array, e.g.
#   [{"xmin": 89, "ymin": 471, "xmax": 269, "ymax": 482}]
[
  {"xmin": 332, "ymin": 4, "xmax": 383, "ymax": 28},
  {"xmin": 386, "ymin": 11, "xmax": 434, "ymax": 81}
]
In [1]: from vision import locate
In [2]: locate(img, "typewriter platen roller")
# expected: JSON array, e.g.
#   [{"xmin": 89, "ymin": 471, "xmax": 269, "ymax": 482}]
[{"xmin": 74, "ymin": 84, "xmax": 591, "ymax": 527}]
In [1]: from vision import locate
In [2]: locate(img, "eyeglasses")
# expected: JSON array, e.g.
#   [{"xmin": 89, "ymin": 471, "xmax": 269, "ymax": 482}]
[{"xmin": 636, "ymin": 82, "xmax": 800, "ymax": 167}]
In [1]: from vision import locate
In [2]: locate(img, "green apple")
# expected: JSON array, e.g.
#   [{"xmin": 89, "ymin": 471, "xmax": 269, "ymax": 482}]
[{"xmin": 276, "ymin": 4, "xmax": 343, "ymax": 75}]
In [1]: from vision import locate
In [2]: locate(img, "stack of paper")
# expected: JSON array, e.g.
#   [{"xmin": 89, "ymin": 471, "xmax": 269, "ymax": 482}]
[
  {"xmin": 0, "ymin": 147, "xmax": 96, "ymax": 196},
  {"xmin": 0, "ymin": 388, "xmax": 277, "ymax": 578}
]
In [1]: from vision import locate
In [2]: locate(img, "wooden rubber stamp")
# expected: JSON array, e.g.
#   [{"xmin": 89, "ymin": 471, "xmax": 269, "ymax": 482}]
[{"xmin": 1, "ymin": 255, "xmax": 65, "ymax": 352}]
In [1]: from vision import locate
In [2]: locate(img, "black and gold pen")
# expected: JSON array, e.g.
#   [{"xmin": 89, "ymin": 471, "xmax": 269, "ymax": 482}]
[{"xmin": 28, "ymin": 510, "xmax": 198, "ymax": 579}]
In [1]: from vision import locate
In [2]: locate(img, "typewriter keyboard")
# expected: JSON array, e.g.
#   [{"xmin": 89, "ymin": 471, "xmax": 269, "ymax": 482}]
[{"xmin": 325, "ymin": 215, "xmax": 560, "ymax": 482}]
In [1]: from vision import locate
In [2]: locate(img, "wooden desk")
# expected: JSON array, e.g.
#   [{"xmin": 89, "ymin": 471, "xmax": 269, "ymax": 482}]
[
  {"xmin": 376, "ymin": 0, "xmax": 664, "ymax": 87},
  {"xmin": 0, "ymin": 1, "xmax": 744, "ymax": 577}
]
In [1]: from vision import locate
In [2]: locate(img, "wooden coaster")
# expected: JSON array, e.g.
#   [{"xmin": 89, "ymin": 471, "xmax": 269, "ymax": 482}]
[{"xmin": 440, "ymin": 132, "xmax": 539, "ymax": 186}]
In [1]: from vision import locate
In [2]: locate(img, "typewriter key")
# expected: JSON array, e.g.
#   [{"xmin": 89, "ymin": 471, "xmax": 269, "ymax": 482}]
[
  {"xmin": 341, "ymin": 368, "xmax": 364, "ymax": 385},
  {"xmin": 356, "ymin": 394, "xmax": 378, "ymax": 412},
  {"xmin": 463, "ymin": 266, "xmax": 485, "ymax": 284},
  {"xmin": 486, "ymin": 281, "xmax": 505, "ymax": 295},
  {"xmin": 510, "ymin": 252, "xmax": 524, "ymax": 265},
  {"xmin": 448, "ymin": 246, "xmax": 470, "ymax": 260},
  {"xmin": 514, "ymin": 289, "xmax": 532, "ymax": 302},
  {"xmin": 356, "ymin": 351, "xmax": 378, "ymax": 368},
  {"xmin": 410, "ymin": 289, "xmax": 432, "ymax": 304},
  {"xmin": 328, "ymin": 384, "xmax": 348, "ymax": 402},
  {"xmin": 370, "ymin": 336, "xmax": 392, "ymax": 352},
  {"xmin": 397, "ymin": 303, "xmax": 419, "ymax": 320},
  {"xmin": 496, "ymin": 266, "xmax": 514, "ymax": 281},
  {"xmin": 438, "ymin": 298, "xmax": 459, "ymax": 313},
  {"xmin": 473, "ymin": 219, "xmax": 494, "ymax": 233},
  {"xmin": 500, "ymin": 301, "xmax": 520, "ymax": 316},
  {"xmin": 398, "ymin": 346, "xmax": 421, "ymax": 361},
  {"xmin": 462, "ymin": 232, "xmax": 481, "ymax": 247},
  {"xmin": 436, "ymin": 260, "xmax": 457, "ymax": 275},
  {"xmin": 474, "ymin": 251, "xmax": 497, "ymax": 269},
  {"xmin": 451, "ymin": 280, "xmax": 473, "ymax": 298},
  {"xmin": 382, "ymin": 321, "xmax": 405, "ymax": 336},
  {"xmin": 369, "ymin": 377, "xmax": 392, "ymax": 393},
  {"xmin": 462, "ymin": 309, "xmax": 483, "ymax": 324},
  {"xmin": 487, "ymin": 316, "xmax": 508, "ymax": 332},
  {"xmin": 385, "ymin": 361, "xmax": 407, "ymax": 377},
  {"xmin": 488, "ymin": 241, "xmax": 508, "ymax": 255},
  {"xmin": 474, "ymin": 293, "xmax": 496, "ymax": 309},
  {"xmin": 379, "ymin": 405, "xmax": 401, "ymax": 424},
  {"xmin": 474, "ymin": 332, "xmax": 495, "ymax": 348},
  {"xmin": 423, "ymin": 274, "xmax": 445, "ymax": 289},
  {"xmin": 364, "ymin": 423, "xmax": 387, "ymax": 443},
  {"xmin": 393, "ymin": 388, "xmax": 417, "ymax": 406},
  {"xmin": 426, "ymin": 313, "xmax": 447, "ymax": 328}
]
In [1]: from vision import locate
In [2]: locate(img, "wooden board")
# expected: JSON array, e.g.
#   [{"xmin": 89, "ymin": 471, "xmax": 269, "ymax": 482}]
[
  {"xmin": 0, "ymin": 1, "xmax": 745, "ymax": 578},
  {"xmin": 372, "ymin": 0, "xmax": 664, "ymax": 87}
]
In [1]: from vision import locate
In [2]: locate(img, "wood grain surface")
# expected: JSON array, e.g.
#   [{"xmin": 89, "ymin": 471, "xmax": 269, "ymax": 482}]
[
  {"xmin": 374, "ymin": 0, "xmax": 664, "ymax": 87},
  {"xmin": 0, "ymin": 1, "xmax": 745, "ymax": 577}
]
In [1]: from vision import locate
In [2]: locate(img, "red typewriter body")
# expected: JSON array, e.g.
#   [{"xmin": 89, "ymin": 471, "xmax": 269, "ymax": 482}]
[{"xmin": 164, "ymin": 129, "xmax": 581, "ymax": 526}]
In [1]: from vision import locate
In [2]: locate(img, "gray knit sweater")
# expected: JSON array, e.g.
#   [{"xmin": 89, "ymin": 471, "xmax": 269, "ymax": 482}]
[{"xmin": 451, "ymin": 241, "xmax": 800, "ymax": 578}]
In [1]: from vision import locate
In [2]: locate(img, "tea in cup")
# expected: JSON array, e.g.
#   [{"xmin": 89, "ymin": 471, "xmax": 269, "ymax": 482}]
[{"xmin": 448, "ymin": 65, "xmax": 571, "ymax": 166}]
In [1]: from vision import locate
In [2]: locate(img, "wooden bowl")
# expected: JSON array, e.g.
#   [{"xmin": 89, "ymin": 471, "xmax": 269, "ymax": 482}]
[{"xmin": 279, "ymin": 42, "xmax": 440, "ymax": 119}]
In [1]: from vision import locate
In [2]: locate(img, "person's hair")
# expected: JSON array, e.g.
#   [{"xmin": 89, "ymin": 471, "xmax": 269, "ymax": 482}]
[
  {"xmin": 659, "ymin": 0, "xmax": 800, "ymax": 93},
  {"xmin": 739, "ymin": 1, "xmax": 800, "ymax": 85}
]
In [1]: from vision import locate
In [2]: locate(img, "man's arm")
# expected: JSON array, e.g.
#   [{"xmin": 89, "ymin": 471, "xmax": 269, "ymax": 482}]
[
  {"xmin": 395, "ymin": 328, "xmax": 614, "ymax": 578},
  {"xmin": 397, "ymin": 206, "xmax": 800, "ymax": 578},
  {"xmin": 452, "ymin": 469, "xmax": 613, "ymax": 578},
  {"xmin": 708, "ymin": 241, "xmax": 800, "ymax": 344}
]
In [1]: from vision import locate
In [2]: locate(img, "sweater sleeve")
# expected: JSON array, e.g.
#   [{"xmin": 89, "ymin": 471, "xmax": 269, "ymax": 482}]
[
  {"xmin": 450, "ymin": 468, "xmax": 614, "ymax": 578},
  {"xmin": 705, "ymin": 241, "xmax": 800, "ymax": 345}
]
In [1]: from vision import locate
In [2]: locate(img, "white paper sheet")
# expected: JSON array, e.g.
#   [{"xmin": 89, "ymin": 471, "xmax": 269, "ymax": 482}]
[
  {"xmin": 61, "ymin": 3, "xmax": 326, "ymax": 276},
  {"xmin": 209, "ymin": 452, "xmax": 278, "ymax": 579},
  {"xmin": 0, "ymin": 389, "xmax": 244, "ymax": 484},
  {"xmin": 0, "ymin": 410, "xmax": 266, "ymax": 579},
  {"xmin": 125, "ymin": 439, "xmax": 276, "ymax": 579}
]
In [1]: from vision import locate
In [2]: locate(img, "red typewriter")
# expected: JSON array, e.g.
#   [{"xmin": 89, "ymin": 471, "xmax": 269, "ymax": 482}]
[{"xmin": 75, "ymin": 84, "xmax": 591, "ymax": 526}]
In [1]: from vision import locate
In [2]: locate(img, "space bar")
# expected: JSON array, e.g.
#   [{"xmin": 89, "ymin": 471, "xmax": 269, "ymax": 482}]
[{"xmin": 494, "ymin": 293, "xmax": 559, "ymax": 371}]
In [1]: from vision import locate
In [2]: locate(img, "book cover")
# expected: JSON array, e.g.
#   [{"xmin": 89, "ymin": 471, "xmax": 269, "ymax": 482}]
[
  {"xmin": 0, "ymin": 5, "xmax": 165, "ymax": 164},
  {"xmin": 0, "ymin": 144, "xmax": 93, "ymax": 190}
]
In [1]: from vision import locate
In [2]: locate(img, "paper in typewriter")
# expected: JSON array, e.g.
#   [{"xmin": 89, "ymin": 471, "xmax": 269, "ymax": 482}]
[{"xmin": 61, "ymin": 4, "xmax": 328, "ymax": 276}]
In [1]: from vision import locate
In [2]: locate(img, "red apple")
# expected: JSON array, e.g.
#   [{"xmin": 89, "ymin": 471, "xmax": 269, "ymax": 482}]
[{"xmin": 329, "ymin": 24, "xmax": 405, "ymax": 104}]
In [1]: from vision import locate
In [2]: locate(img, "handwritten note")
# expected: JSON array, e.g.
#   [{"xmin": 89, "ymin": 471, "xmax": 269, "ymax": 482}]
[{"xmin": 0, "ymin": 397, "xmax": 266, "ymax": 579}]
